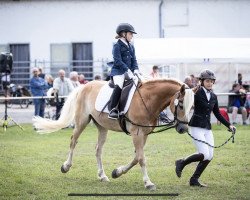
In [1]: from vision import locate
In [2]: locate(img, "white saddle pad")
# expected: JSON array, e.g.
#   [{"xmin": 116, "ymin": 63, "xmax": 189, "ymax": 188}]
[{"xmin": 95, "ymin": 77, "xmax": 139, "ymax": 115}]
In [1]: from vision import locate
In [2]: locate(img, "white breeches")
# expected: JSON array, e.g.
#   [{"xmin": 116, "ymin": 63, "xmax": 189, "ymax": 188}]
[
  {"xmin": 189, "ymin": 127, "xmax": 214, "ymax": 161},
  {"xmin": 113, "ymin": 74, "xmax": 125, "ymax": 89}
]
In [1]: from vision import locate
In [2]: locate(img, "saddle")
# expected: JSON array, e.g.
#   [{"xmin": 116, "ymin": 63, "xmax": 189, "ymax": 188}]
[{"xmin": 95, "ymin": 74, "xmax": 139, "ymax": 116}]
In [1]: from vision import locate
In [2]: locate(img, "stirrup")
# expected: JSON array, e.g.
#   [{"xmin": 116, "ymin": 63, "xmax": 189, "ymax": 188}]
[{"xmin": 108, "ymin": 108, "xmax": 119, "ymax": 120}]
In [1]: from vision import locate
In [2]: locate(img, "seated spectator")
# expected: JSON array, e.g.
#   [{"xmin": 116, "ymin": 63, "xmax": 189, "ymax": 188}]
[
  {"xmin": 237, "ymin": 73, "xmax": 243, "ymax": 86},
  {"xmin": 244, "ymin": 94, "xmax": 250, "ymax": 118},
  {"xmin": 70, "ymin": 71, "xmax": 80, "ymax": 88},
  {"xmin": 94, "ymin": 75, "xmax": 102, "ymax": 80},
  {"xmin": 228, "ymin": 83, "xmax": 247, "ymax": 125},
  {"xmin": 184, "ymin": 76, "xmax": 194, "ymax": 88},
  {"xmin": 149, "ymin": 65, "xmax": 159, "ymax": 79},
  {"xmin": 79, "ymin": 74, "xmax": 88, "ymax": 84}
]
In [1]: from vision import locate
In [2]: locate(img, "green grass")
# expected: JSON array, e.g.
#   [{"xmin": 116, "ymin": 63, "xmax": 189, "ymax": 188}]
[{"xmin": 0, "ymin": 124, "xmax": 249, "ymax": 200}]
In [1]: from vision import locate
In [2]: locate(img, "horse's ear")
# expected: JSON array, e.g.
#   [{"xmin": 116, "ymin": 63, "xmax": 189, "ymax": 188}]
[{"xmin": 180, "ymin": 84, "xmax": 186, "ymax": 95}]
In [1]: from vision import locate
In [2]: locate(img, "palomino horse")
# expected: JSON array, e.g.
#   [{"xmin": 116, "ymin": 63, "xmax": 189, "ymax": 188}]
[{"xmin": 33, "ymin": 78, "xmax": 194, "ymax": 190}]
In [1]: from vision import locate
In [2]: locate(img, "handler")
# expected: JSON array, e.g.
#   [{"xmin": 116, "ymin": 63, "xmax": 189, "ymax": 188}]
[
  {"xmin": 108, "ymin": 23, "xmax": 142, "ymax": 119},
  {"xmin": 175, "ymin": 69, "xmax": 236, "ymax": 187}
]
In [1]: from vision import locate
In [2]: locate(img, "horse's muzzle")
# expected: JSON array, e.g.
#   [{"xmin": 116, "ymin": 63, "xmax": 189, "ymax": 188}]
[{"xmin": 176, "ymin": 123, "xmax": 188, "ymax": 134}]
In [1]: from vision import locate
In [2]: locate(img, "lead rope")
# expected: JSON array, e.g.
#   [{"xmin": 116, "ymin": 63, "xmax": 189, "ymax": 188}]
[{"xmin": 186, "ymin": 128, "xmax": 236, "ymax": 148}]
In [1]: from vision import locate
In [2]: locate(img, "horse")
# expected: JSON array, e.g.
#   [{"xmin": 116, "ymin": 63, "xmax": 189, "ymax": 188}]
[{"xmin": 33, "ymin": 78, "xmax": 194, "ymax": 191}]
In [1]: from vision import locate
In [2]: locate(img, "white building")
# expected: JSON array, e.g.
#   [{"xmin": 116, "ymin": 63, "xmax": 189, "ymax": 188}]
[{"xmin": 0, "ymin": 0, "xmax": 250, "ymax": 100}]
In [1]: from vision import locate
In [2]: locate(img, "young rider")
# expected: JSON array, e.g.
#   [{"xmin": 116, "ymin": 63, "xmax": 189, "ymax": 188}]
[
  {"xmin": 108, "ymin": 23, "xmax": 141, "ymax": 119},
  {"xmin": 175, "ymin": 69, "xmax": 236, "ymax": 187}
]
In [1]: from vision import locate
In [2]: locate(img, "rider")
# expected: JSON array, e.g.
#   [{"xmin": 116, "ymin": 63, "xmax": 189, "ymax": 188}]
[
  {"xmin": 108, "ymin": 23, "xmax": 141, "ymax": 119},
  {"xmin": 175, "ymin": 69, "xmax": 236, "ymax": 187}
]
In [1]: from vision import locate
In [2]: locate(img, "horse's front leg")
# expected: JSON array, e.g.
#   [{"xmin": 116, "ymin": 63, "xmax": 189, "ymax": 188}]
[
  {"xmin": 112, "ymin": 130, "xmax": 156, "ymax": 190},
  {"xmin": 95, "ymin": 126, "xmax": 109, "ymax": 182}
]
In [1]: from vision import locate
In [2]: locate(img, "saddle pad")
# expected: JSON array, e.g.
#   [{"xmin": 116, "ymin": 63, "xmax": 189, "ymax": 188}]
[{"xmin": 95, "ymin": 77, "xmax": 138, "ymax": 114}]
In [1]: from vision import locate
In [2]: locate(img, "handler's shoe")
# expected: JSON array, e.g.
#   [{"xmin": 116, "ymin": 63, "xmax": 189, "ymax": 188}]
[
  {"xmin": 189, "ymin": 177, "xmax": 207, "ymax": 187},
  {"xmin": 175, "ymin": 159, "xmax": 184, "ymax": 178}
]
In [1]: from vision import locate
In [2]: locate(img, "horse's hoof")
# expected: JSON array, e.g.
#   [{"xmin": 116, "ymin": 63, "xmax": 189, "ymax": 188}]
[
  {"xmin": 100, "ymin": 176, "xmax": 110, "ymax": 182},
  {"xmin": 61, "ymin": 165, "xmax": 68, "ymax": 173},
  {"xmin": 111, "ymin": 169, "xmax": 119, "ymax": 179},
  {"xmin": 146, "ymin": 184, "xmax": 156, "ymax": 191}
]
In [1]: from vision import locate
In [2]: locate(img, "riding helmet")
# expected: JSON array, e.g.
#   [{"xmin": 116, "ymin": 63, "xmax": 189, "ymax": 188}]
[
  {"xmin": 116, "ymin": 23, "xmax": 137, "ymax": 35},
  {"xmin": 198, "ymin": 69, "xmax": 216, "ymax": 80}
]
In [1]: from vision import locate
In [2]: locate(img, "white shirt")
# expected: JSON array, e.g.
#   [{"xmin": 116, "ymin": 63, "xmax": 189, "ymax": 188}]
[
  {"xmin": 202, "ymin": 87, "xmax": 211, "ymax": 101},
  {"xmin": 53, "ymin": 77, "xmax": 74, "ymax": 96}
]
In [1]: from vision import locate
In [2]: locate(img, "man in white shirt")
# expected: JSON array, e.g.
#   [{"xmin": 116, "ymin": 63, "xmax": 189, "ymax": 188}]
[{"xmin": 53, "ymin": 69, "xmax": 74, "ymax": 119}]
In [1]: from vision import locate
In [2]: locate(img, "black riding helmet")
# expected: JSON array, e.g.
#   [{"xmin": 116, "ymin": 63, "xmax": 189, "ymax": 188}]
[
  {"xmin": 199, "ymin": 69, "xmax": 216, "ymax": 80},
  {"xmin": 116, "ymin": 23, "xmax": 137, "ymax": 35}
]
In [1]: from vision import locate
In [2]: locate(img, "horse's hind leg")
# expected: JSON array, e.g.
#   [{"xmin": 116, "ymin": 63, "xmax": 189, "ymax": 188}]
[
  {"xmin": 95, "ymin": 125, "xmax": 109, "ymax": 182},
  {"xmin": 61, "ymin": 115, "xmax": 90, "ymax": 173}
]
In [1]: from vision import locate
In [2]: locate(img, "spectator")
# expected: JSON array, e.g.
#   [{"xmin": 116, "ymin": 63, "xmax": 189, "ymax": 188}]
[
  {"xmin": 149, "ymin": 65, "xmax": 159, "ymax": 79},
  {"xmin": 79, "ymin": 74, "xmax": 89, "ymax": 84},
  {"xmin": 228, "ymin": 83, "xmax": 247, "ymax": 125},
  {"xmin": 244, "ymin": 94, "xmax": 250, "ymax": 121},
  {"xmin": 190, "ymin": 74, "xmax": 198, "ymax": 87},
  {"xmin": 70, "ymin": 71, "xmax": 80, "ymax": 88},
  {"xmin": 30, "ymin": 67, "xmax": 48, "ymax": 117},
  {"xmin": 184, "ymin": 76, "xmax": 194, "ymax": 88},
  {"xmin": 237, "ymin": 73, "xmax": 243, "ymax": 85},
  {"xmin": 45, "ymin": 74, "xmax": 54, "ymax": 89},
  {"xmin": 38, "ymin": 67, "xmax": 45, "ymax": 79},
  {"xmin": 1, "ymin": 72, "xmax": 10, "ymax": 96},
  {"xmin": 94, "ymin": 75, "xmax": 102, "ymax": 80},
  {"xmin": 53, "ymin": 69, "xmax": 74, "ymax": 119}
]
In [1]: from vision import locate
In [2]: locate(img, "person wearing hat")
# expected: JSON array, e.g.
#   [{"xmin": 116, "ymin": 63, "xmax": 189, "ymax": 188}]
[
  {"xmin": 108, "ymin": 23, "xmax": 142, "ymax": 119},
  {"xmin": 175, "ymin": 69, "xmax": 236, "ymax": 187}
]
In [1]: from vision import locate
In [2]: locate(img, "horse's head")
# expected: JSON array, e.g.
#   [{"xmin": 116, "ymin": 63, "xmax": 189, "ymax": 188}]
[{"xmin": 169, "ymin": 84, "xmax": 194, "ymax": 134}]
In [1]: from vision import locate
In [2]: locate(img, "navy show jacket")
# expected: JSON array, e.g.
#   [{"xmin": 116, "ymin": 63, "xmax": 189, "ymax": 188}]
[
  {"xmin": 110, "ymin": 39, "xmax": 138, "ymax": 76},
  {"xmin": 189, "ymin": 87, "xmax": 231, "ymax": 130}
]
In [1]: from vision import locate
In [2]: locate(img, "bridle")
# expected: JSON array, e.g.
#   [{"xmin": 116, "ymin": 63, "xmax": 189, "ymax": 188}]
[
  {"xmin": 172, "ymin": 92, "xmax": 189, "ymax": 125},
  {"xmin": 120, "ymin": 88, "xmax": 189, "ymax": 135}
]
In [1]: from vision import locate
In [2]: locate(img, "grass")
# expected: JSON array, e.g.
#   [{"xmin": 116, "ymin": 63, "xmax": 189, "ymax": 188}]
[{"xmin": 0, "ymin": 124, "xmax": 249, "ymax": 200}]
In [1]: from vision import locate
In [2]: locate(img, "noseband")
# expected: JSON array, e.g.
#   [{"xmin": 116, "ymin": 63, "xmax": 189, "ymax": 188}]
[{"xmin": 173, "ymin": 92, "xmax": 189, "ymax": 125}]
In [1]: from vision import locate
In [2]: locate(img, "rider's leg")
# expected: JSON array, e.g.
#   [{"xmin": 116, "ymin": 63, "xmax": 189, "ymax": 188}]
[{"xmin": 108, "ymin": 74, "xmax": 124, "ymax": 119}]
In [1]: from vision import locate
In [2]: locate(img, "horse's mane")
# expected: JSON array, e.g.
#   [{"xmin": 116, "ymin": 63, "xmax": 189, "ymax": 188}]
[{"xmin": 143, "ymin": 78, "xmax": 184, "ymax": 87}]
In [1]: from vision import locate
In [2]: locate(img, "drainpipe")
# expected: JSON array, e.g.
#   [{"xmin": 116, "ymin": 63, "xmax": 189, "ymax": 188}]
[{"xmin": 159, "ymin": 0, "xmax": 164, "ymax": 38}]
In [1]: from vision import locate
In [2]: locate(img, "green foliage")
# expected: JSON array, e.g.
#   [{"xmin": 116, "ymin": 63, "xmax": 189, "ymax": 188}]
[{"xmin": 0, "ymin": 124, "xmax": 249, "ymax": 199}]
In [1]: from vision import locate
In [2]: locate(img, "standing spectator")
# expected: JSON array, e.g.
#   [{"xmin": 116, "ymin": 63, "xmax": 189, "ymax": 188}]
[
  {"xmin": 228, "ymin": 83, "xmax": 247, "ymax": 125},
  {"xmin": 79, "ymin": 74, "xmax": 89, "ymax": 84},
  {"xmin": 244, "ymin": 94, "xmax": 250, "ymax": 122},
  {"xmin": 53, "ymin": 69, "xmax": 74, "ymax": 119},
  {"xmin": 38, "ymin": 67, "xmax": 45, "ymax": 79},
  {"xmin": 190, "ymin": 74, "xmax": 198, "ymax": 87},
  {"xmin": 70, "ymin": 71, "xmax": 80, "ymax": 88},
  {"xmin": 45, "ymin": 74, "xmax": 54, "ymax": 89},
  {"xmin": 30, "ymin": 67, "xmax": 47, "ymax": 117},
  {"xmin": 149, "ymin": 65, "xmax": 159, "ymax": 79},
  {"xmin": 184, "ymin": 76, "xmax": 194, "ymax": 88}
]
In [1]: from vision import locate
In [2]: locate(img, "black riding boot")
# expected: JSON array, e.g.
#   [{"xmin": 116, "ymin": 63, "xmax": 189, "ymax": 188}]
[
  {"xmin": 189, "ymin": 160, "xmax": 210, "ymax": 187},
  {"xmin": 175, "ymin": 153, "xmax": 204, "ymax": 178},
  {"xmin": 108, "ymin": 86, "xmax": 122, "ymax": 119}
]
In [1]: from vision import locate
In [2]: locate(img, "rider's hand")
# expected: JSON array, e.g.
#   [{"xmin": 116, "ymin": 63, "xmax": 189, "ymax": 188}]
[
  {"xmin": 134, "ymin": 69, "xmax": 144, "ymax": 81},
  {"xmin": 127, "ymin": 69, "xmax": 134, "ymax": 79}
]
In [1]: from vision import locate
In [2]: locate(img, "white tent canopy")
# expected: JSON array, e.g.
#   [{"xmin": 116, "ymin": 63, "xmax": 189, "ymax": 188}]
[{"xmin": 134, "ymin": 38, "xmax": 250, "ymax": 62}]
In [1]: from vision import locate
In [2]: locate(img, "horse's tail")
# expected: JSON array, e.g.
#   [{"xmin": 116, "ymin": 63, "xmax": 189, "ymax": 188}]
[{"xmin": 33, "ymin": 85, "xmax": 84, "ymax": 134}]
